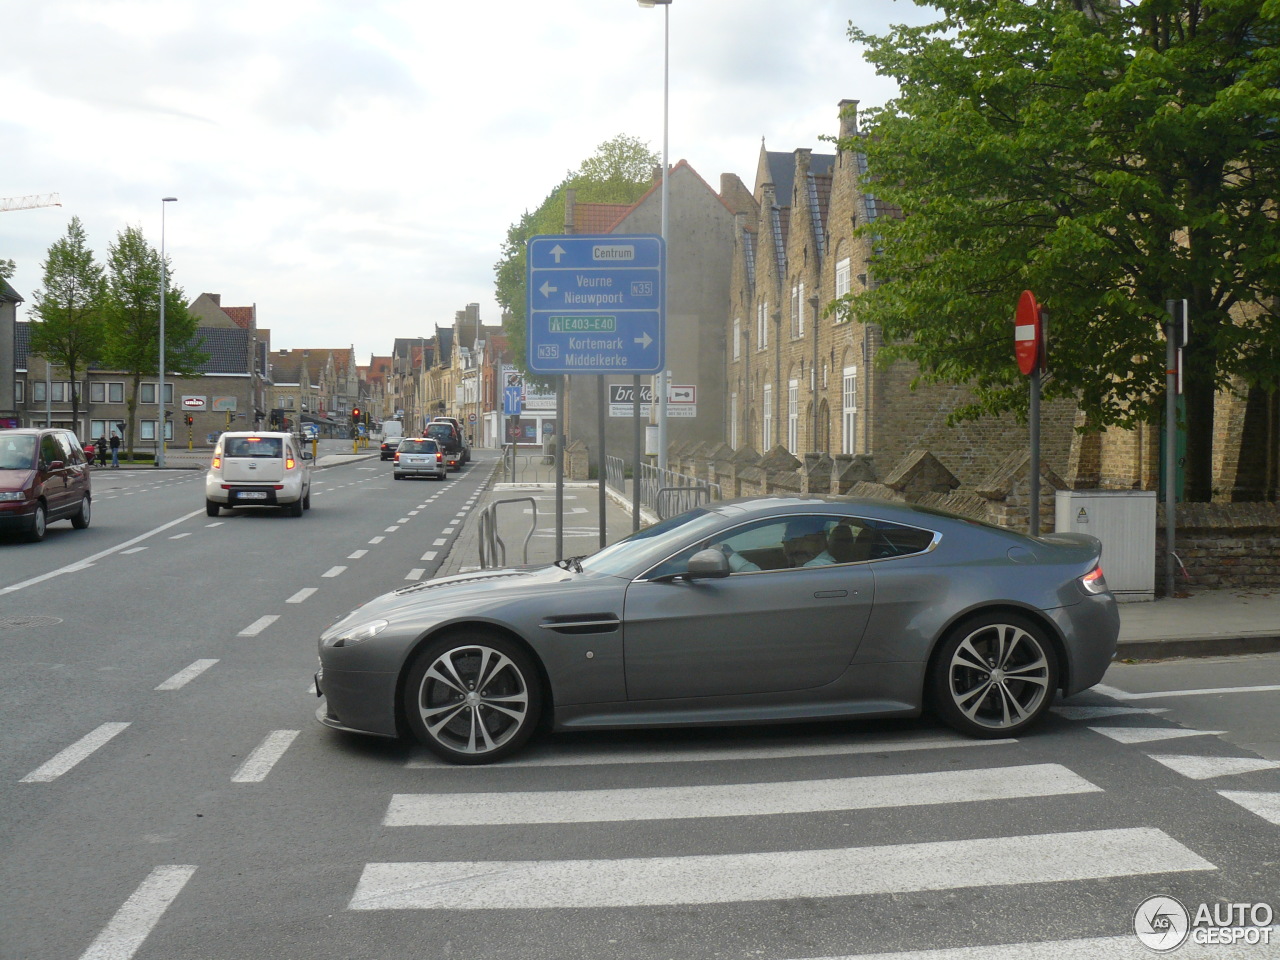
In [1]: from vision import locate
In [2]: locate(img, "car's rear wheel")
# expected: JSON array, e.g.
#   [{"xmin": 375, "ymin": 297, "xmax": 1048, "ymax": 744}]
[
  {"xmin": 71, "ymin": 495, "xmax": 91, "ymax": 529},
  {"xmin": 206, "ymin": 500, "xmax": 220, "ymax": 517},
  {"xmin": 27, "ymin": 503, "xmax": 47, "ymax": 542},
  {"xmin": 931, "ymin": 612, "xmax": 1058, "ymax": 738},
  {"xmin": 286, "ymin": 497, "xmax": 304, "ymax": 517},
  {"xmin": 402, "ymin": 634, "xmax": 542, "ymax": 764},
  {"xmin": 303, "ymin": 486, "xmax": 311, "ymax": 510},
  {"xmin": 393, "ymin": 473, "xmax": 403, "ymax": 480}
]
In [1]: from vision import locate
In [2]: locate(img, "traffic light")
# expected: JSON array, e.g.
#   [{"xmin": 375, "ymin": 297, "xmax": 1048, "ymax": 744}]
[
  {"xmin": 184, "ymin": 414, "xmax": 193, "ymax": 426},
  {"xmin": 352, "ymin": 406, "xmax": 360, "ymax": 420}
]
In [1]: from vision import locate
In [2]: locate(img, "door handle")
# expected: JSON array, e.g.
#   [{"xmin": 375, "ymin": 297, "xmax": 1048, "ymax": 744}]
[{"xmin": 813, "ymin": 590, "xmax": 849, "ymax": 599}]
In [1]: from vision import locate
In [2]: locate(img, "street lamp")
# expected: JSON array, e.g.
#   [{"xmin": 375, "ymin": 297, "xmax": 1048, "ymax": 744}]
[
  {"xmin": 638, "ymin": 0, "xmax": 671, "ymax": 473},
  {"xmin": 157, "ymin": 196, "xmax": 177, "ymax": 468}
]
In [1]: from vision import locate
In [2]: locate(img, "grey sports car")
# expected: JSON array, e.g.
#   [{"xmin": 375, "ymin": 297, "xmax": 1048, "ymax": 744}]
[{"xmin": 315, "ymin": 496, "xmax": 1119, "ymax": 764}]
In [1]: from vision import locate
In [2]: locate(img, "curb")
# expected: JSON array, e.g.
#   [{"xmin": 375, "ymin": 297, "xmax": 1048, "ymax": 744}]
[{"xmin": 1115, "ymin": 634, "xmax": 1280, "ymax": 661}]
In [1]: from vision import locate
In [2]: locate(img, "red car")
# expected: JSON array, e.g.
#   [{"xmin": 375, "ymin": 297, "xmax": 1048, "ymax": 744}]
[{"xmin": 0, "ymin": 428, "xmax": 93, "ymax": 542}]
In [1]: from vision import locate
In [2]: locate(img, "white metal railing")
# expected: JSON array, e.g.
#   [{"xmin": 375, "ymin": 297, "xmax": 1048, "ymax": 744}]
[
  {"xmin": 639, "ymin": 462, "xmax": 722, "ymax": 519},
  {"xmin": 478, "ymin": 497, "xmax": 537, "ymax": 568}
]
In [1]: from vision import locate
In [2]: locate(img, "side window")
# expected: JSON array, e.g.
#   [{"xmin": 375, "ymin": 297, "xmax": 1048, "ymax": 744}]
[
  {"xmin": 855, "ymin": 519, "xmax": 938, "ymax": 560},
  {"xmin": 59, "ymin": 432, "xmax": 85, "ymax": 464},
  {"xmin": 40, "ymin": 434, "xmax": 61, "ymax": 465}
]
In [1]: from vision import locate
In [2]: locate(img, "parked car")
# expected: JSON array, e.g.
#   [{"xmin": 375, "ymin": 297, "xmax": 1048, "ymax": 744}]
[
  {"xmin": 393, "ymin": 437, "xmax": 446, "ymax": 481},
  {"xmin": 380, "ymin": 438, "xmax": 402, "ymax": 461},
  {"xmin": 431, "ymin": 417, "xmax": 471, "ymax": 463},
  {"xmin": 423, "ymin": 421, "xmax": 464, "ymax": 470},
  {"xmin": 205, "ymin": 431, "xmax": 312, "ymax": 517},
  {"xmin": 0, "ymin": 427, "xmax": 93, "ymax": 542},
  {"xmin": 315, "ymin": 495, "xmax": 1119, "ymax": 764}
]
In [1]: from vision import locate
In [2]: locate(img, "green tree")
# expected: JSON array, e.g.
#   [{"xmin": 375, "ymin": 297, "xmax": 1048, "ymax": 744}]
[
  {"xmin": 0, "ymin": 259, "xmax": 15, "ymax": 280},
  {"xmin": 495, "ymin": 134, "xmax": 660, "ymax": 376},
  {"xmin": 103, "ymin": 225, "xmax": 207, "ymax": 460},
  {"xmin": 29, "ymin": 217, "xmax": 107, "ymax": 429},
  {"xmin": 841, "ymin": 0, "xmax": 1280, "ymax": 502}
]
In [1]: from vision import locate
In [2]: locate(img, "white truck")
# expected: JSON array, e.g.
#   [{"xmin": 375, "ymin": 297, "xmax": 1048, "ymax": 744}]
[{"xmin": 380, "ymin": 420, "xmax": 403, "ymax": 442}]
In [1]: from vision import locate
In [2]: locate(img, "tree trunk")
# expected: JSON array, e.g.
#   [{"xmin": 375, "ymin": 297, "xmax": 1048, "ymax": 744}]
[{"xmin": 126, "ymin": 376, "xmax": 141, "ymax": 462}]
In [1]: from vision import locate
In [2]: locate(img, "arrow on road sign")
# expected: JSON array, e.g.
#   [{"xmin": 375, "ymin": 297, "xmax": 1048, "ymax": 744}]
[
  {"xmin": 634, "ymin": 332, "xmax": 652, "ymax": 349},
  {"xmin": 539, "ymin": 281, "xmax": 557, "ymax": 297},
  {"xmin": 549, "ymin": 244, "xmax": 566, "ymax": 263}
]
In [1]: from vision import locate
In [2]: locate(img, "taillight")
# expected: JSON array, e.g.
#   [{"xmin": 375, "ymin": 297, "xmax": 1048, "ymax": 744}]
[
  {"xmin": 211, "ymin": 454, "xmax": 221, "ymax": 469},
  {"xmin": 286, "ymin": 456, "xmax": 296, "ymax": 470},
  {"xmin": 436, "ymin": 453, "xmax": 442, "ymax": 463},
  {"xmin": 1081, "ymin": 565, "xmax": 1108, "ymax": 595},
  {"xmin": 394, "ymin": 452, "xmax": 401, "ymax": 462}
]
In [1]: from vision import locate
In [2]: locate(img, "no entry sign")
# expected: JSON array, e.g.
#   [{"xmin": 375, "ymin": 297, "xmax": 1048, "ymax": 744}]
[{"xmin": 1015, "ymin": 290, "xmax": 1043, "ymax": 376}]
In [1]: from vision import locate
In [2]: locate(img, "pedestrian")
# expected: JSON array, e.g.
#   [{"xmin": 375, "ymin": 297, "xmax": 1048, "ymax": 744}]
[
  {"xmin": 96, "ymin": 434, "xmax": 108, "ymax": 468},
  {"xmin": 109, "ymin": 431, "xmax": 120, "ymax": 468}
]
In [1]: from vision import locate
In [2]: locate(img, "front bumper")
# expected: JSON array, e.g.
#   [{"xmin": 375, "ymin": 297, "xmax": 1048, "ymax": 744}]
[
  {"xmin": 0, "ymin": 500, "xmax": 37, "ymax": 532},
  {"xmin": 314, "ymin": 664, "xmax": 401, "ymax": 738}
]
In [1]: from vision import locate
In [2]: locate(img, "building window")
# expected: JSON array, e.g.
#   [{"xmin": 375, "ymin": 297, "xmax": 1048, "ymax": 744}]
[
  {"xmin": 140, "ymin": 383, "xmax": 175, "ymax": 405},
  {"xmin": 32, "ymin": 381, "xmax": 77, "ymax": 403},
  {"xmin": 790, "ymin": 284, "xmax": 800, "ymax": 339},
  {"xmin": 787, "ymin": 379, "xmax": 799, "ymax": 453},
  {"xmin": 730, "ymin": 392, "xmax": 738, "ymax": 449},
  {"xmin": 757, "ymin": 301, "xmax": 769, "ymax": 351},
  {"xmin": 732, "ymin": 318, "xmax": 741, "ymax": 360},
  {"xmin": 842, "ymin": 366, "xmax": 858, "ymax": 455},
  {"xmin": 14, "ymin": 380, "xmax": 24, "ymax": 404},
  {"xmin": 836, "ymin": 258, "xmax": 851, "ymax": 300},
  {"xmin": 89, "ymin": 381, "xmax": 127, "ymax": 404},
  {"xmin": 139, "ymin": 420, "xmax": 175, "ymax": 441},
  {"xmin": 762, "ymin": 383, "xmax": 773, "ymax": 450},
  {"xmin": 798, "ymin": 282, "xmax": 805, "ymax": 336}
]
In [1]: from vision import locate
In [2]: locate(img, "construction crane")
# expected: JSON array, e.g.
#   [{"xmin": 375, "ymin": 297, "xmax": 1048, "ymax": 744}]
[{"xmin": 0, "ymin": 193, "xmax": 62, "ymax": 212}]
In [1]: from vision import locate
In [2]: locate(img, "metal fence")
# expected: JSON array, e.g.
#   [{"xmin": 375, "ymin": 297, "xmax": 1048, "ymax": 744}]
[
  {"xmin": 477, "ymin": 497, "xmax": 537, "ymax": 569},
  {"xmin": 639, "ymin": 462, "xmax": 722, "ymax": 519}
]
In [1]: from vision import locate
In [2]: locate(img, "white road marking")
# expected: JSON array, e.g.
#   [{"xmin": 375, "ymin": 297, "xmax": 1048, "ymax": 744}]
[
  {"xmin": 78, "ymin": 864, "xmax": 197, "ymax": 960},
  {"xmin": 121, "ymin": 547, "xmax": 146, "ymax": 555},
  {"xmin": 322, "ymin": 566, "xmax": 346, "ymax": 577},
  {"xmin": 407, "ymin": 733, "xmax": 1014, "ymax": 768},
  {"xmin": 287, "ymin": 588, "xmax": 317, "ymax": 604},
  {"xmin": 455, "ymin": 512, "xmax": 467, "ymax": 518},
  {"xmin": 348, "ymin": 549, "xmax": 368, "ymax": 559},
  {"xmin": 238, "ymin": 615, "xmax": 278, "ymax": 637},
  {"xmin": 231, "ymin": 730, "xmax": 300, "ymax": 782},
  {"xmin": 384, "ymin": 526, "xmax": 400, "ymax": 533},
  {"xmin": 369, "ymin": 536, "xmax": 384, "ymax": 544},
  {"xmin": 386, "ymin": 764, "xmax": 1099, "ymax": 826},
  {"xmin": 206, "ymin": 522, "xmax": 223, "ymax": 527},
  {"xmin": 1089, "ymin": 726, "xmax": 1224, "ymax": 744},
  {"xmin": 420, "ymin": 551, "xmax": 437, "ymax": 561},
  {"xmin": 21, "ymin": 722, "xmax": 131, "ymax": 783},
  {"xmin": 0, "ymin": 508, "xmax": 205, "ymax": 596},
  {"xmin": 1096, "ymin": 682, "xmax": 1280, "ymax": 701},
  {"xmin": 432, "ymin": 538, "xmax": 447, "ymax": 546},
  {"xmin": 408, "ymin": 510, "xmax": 419, "ymax": 516},
  {"xmin": 350, "ymin": 827, "xmax": 1213, "ymax": 910},
  {"xmin": 168, "ymin": 532, "xmax": 191, "ymax": 540},
  {"xmin": 155, "ymin": 659, "xmax": 219, "ymax": 691},
  {"xmin": 442, "ymin": 527, "xmax": 455, "ymax": 534},
  {"xmin": 1052, "ymin": 705, "xmax": 1169, "ymax": 720},
  {"xmin": 1219, "ymin": 790, "xmax": 1280, "ymax": 826},
  {"xmin": 405, "ymin": 569, "xmax": 425, "ymax": 580},
  {"xmin": 397, "ymin": 517, "xmax": 410, "ymax": 523},
  {"xmin": 1149, "ymin": 754, "xmax": 1280, "ymax": 780}
]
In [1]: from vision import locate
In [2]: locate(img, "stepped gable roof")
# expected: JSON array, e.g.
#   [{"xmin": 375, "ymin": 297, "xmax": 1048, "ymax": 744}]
[{"xmin": 269, "ymin": 349, "xmax": 318, "ymax": 387}]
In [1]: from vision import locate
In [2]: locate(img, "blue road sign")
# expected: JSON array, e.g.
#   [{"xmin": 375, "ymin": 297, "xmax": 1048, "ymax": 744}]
[
  {"xmin": 527, "ymin": 234, "xmax": 665, "ymax": 375},
  {"xmin": 503, "ymin": 385, "xmax": 523, "ymax": 417}
]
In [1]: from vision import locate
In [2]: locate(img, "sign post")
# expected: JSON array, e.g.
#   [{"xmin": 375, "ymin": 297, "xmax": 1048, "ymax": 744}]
[
  {"xmin": 1164, "ymin": 299, "xmax": 1188, "ymax": 598},
  {"xmin": 1015, "ymin": 290, "xmax": 1046, "ymax": 535}
]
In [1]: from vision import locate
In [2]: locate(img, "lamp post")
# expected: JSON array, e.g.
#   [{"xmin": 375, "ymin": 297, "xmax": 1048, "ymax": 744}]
[
  {"xmin": 638, "ymin": 0, "xmax": 670, "ymax": 472},
  {"xmin": 157, "ymin": 196, "xmax": 177, "ymax": 468}
]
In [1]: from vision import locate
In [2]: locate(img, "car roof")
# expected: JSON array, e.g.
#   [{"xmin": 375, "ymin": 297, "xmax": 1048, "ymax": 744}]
[{"xmin": 706, "ymin": 494, "xmax": 989, "ymax": 531}]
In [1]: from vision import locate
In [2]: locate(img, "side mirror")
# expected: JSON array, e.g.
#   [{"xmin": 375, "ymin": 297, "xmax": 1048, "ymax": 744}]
[
  {"xmin": 47, "ymin": 460, "xmax": 66, "ymax": 471},
  {"xmin": 686, "ymin": 548, "xmax": 731, "ymax": 580},
  {"xmin": 301, "ymin": 451, "xmax": 314, "ymax": 461}
]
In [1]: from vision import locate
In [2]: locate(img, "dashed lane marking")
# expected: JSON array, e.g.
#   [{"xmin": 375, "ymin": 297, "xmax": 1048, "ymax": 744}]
[
  {"xmin": 287, "ymin": 588, "xmax": 317, "ymax": 604},
  {"xmin": 155, "ymin": 659, "xmax": 218, "ymax": 691},
  {"xmin": 231, "ymin": 730, "xmax": 300, "ymax": 782},
  {"xmin": 78, "ymin": 864, "xmax": 197, "ymax": 960},
  {"xmin": 20, "ymin": 722, "xmax": 131, "ymax": 783},
  {"xmin": 322, "ymin": 566, "xmax": 346, "ymax": 577},
  {"xmin": 238, "ymin": 615, "xmax": 278, "ymax": 637}
]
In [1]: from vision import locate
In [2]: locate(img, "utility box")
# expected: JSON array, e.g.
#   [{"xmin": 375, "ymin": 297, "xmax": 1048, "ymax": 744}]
[{"xmin": 1055, "ymin": 490, "xmax": 1157, "ymax": 602}]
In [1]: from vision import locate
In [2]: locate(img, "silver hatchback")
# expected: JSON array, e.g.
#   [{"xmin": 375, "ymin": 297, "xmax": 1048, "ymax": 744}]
[{"xmin": 393, "ymin": 437, "xmax": 445, "ymax": 480}]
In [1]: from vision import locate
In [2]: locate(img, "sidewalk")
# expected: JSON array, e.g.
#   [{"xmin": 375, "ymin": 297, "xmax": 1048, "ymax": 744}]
[{"xmin": 443, "ymin": 450, "xmax": 1280, "ymax": 662}]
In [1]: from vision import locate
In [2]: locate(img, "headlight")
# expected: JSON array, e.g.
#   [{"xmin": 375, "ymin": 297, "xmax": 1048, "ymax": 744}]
[
  {"xmin": 0, "ymin": 491, "xmax": 26, "ymax": 502},
  {"xmin": 325, "ymin": 619, "xmax": 389, "ymax": 648}
]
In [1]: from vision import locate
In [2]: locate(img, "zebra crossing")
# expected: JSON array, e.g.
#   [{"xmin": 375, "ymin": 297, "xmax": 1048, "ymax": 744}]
[{"xmin": 336, "ymin": 706, "xmax": 1280, "ymax": 957}]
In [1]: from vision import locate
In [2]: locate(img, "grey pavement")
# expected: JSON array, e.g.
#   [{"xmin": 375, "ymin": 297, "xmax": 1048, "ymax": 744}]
[{"xmin": 151, "ymin": 443, "xmax": 1280, "ymax": 661}]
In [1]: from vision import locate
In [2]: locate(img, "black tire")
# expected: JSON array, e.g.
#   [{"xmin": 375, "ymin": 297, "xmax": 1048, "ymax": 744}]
[
  {"xmin": 930, "ymin": 611, "xmax": 1058, "ymax": 738},
  {"xmin": 27, "ymin": 503, "xmax": 47, "ymax": 542},
  {"xmin": 402, "ymin": 634, "xmax": 542, "ymax": 765},
  {"xmin": 287, "ymin": 496, "xmax": 304, "ymax": 517},
  {"xmin": 303, "ymin": 486, "xmax": 311, "ymax": 510},
  {"xmin": 71, "ymin": 495, "xmax": 91, "ymax": 529},
  {"xmin": 393, "ymin": 473, "xmax": 403, "ymax": 480},
  {"xmin": 206, "ymin": 500, "xmax": 220, "ymax": 517}
]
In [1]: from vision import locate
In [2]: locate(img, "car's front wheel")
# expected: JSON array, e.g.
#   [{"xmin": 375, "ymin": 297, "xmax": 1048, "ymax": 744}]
[
  {"xmin": 402, "ymin": 634, "xmax": 542, "ymax": 764},
  {"xmin": 27, "ymin": 503, "xmax": 47, "ymax": 542},
  {"xmin": 930, "ymin": 612, "xmax": 1058, "ymax": 738}
]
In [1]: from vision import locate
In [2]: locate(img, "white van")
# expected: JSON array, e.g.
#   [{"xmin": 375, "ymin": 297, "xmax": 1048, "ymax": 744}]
[
  {"xmin": 381, "ymin": 420, "xmax": 404, "ymax": 441},
  {"xmin": 205, "ymin": 431, "xmax": 312, "ymax": 517}
]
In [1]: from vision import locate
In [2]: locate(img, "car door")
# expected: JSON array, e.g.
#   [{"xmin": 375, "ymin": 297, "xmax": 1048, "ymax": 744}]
[
  {"xmin": 38, "ymin": 432, "xmax": 73, "ymax": 518},
  {"xmin": 620, "ymin": 514, "xmax": 875, "ymax": 701}
]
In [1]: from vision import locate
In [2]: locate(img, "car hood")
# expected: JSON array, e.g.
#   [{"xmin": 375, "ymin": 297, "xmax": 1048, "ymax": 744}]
[
  {"xmin": 321, "ymin": 563, "xmax": 619, "ymax": 639},
  {"xmin": 0, "ymin": 468, "xmax": 35, "ymax": 492}
]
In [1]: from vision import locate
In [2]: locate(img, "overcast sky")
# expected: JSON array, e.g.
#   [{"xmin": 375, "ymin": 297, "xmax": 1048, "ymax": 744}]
[{"xmin": 3, "ymin": 0, "xmax": 933, "ymax": 363}]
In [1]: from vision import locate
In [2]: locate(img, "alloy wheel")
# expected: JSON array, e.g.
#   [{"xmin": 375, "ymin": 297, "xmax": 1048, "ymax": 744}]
[{"xmin": 938, "ymin": 618, "xmax": 1056, "ymax": 735}]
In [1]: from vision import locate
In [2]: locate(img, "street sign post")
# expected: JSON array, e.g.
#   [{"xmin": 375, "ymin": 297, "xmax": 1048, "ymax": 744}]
[
  {"xmin": 526, "ymin": 234, "xmax": 665, "ymax": 375},
  {"xmin": 1015, "ymin": 290, "xmax": 1047, "ymax": 535}
]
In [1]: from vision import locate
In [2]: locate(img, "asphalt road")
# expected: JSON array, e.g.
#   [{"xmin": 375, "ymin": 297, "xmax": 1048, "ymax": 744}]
[{"xmin": 1, "ymin": 456, "xmax": 1277, "ymax": 960}]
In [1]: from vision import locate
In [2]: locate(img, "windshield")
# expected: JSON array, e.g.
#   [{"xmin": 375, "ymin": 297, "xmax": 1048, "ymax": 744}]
[
  {"xmin": 578, "ymin": 508, "xmax": 725, "ymax": 576},
  {"xmin": 224, "ymin": 437, "xmax": 283, "ymax": 458},
  {"xmin": 0, "ymin": 435, "xmax": 37, "ymax": 470},
  {"xmin": 425, "ymin": 424, "xmax": 454, "ymax": 440},
  {"xmin": 398, "ymin": 439, "xmax": 436, "ymax": 453}
]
